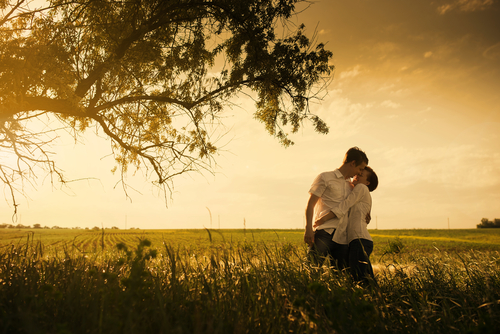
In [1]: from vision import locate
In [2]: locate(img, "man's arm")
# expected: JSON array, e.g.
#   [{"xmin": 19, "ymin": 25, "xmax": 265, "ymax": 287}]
[
  {"xmin": 304, "ymin": 193, "xmax": 320, "ymax": 246},
  {"xmin": 314, "ymin": 210, "xmax": 337, "ymax": 227}
]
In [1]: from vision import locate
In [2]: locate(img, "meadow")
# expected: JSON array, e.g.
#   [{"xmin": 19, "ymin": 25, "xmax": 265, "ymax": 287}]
[{"xmin": 1, "ymin": 228, "xmax": 499, "ymax": 333}]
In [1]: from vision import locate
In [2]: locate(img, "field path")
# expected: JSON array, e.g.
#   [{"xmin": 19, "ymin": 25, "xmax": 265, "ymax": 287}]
[{"xmin": 371, "ymin": 233, "xmax": 499, "ymax": 246}]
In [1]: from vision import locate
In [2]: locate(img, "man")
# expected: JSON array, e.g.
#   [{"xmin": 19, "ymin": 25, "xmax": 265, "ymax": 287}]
[{"xmin": 304, "ymin": 147, "xmax": 368, "ymax": 266}]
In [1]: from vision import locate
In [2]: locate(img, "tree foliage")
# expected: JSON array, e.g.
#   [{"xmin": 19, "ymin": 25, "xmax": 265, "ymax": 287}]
[
  {"xmin": 0, "ymin": 0, "xmax": 333, "ymax": 213},
  {"xmin": 477, "ymin": 218, "xmax": 500, "ymax": 228}
]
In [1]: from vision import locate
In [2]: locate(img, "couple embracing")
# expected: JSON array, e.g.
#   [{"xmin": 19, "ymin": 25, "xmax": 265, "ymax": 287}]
[{"xmin": 304, "ymin": 147, "xmax": 379, "ymax": 284}]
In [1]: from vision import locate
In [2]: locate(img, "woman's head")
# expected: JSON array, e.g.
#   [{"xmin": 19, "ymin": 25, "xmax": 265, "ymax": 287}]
[
  {"xmin": 353, "ymin": 166, "xmax": 378, "ymax": 192},
  {"xmin": 364, "ymin": 166, "xmax": 378, "ymax": 192}
]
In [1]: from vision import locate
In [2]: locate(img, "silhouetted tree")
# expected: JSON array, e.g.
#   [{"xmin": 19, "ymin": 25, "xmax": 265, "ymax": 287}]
[
  {"xmin": 477, "ymin": 218, "xmax": 500, "ymax": 228},
  {"xmin": 0, "ymin": 0, "xmax": 333, "ymax": 214}
]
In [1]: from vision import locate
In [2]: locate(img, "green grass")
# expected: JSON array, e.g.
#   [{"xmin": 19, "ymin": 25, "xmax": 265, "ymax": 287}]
[
  {"xmin": 371, "ymin": 228, "xmax": 500, "ymax": 251},
  {"xmin": 1, "ymin": 229, "xmax": 500, "ymax": 333},
  {"xmin": 2, "ymin": 228, "xmax": 500, "ymax": 259}
]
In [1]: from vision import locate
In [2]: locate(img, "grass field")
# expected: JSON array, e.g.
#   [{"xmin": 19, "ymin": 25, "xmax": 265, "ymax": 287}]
[
  {"xmin": 1, "ymin": 228, "xmax": 499, "ymax": 333},
  {"xmin": 2, "ymin": 228, "xmax": 499, "ymax": 256}
]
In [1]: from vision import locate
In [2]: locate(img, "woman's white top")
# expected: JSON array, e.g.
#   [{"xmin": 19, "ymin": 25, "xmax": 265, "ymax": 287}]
[{"xmin": 330, "ymin": 183, "xmax": 373, "ymax": 244}]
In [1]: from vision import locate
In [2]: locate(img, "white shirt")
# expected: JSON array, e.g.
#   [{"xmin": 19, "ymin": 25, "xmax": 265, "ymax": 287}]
[
  {"xmin": 330, "ymin": 183, "xmax": 372, "ymax": 244},
  {"xmin": 308, "ymin": 169, "xmax": 352, "ymax": 233}
]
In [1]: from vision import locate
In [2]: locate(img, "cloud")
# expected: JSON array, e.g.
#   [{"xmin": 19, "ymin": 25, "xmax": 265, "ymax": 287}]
[
  {"xmin": 313, "ymin": 88, "xmax": 370, "ymax": 139},
  {"xmin": 438, "ymin": 4, "xmax": 454, "ymax": 14},
  {"xmin": 378, "ymin": 83, "xmax": 395, "ymax": 92},
  {"xmin": 370, "ymin": 42, "xmax": 400, "ymax": 54},
  {"xmin": 437, "ymin": 0, "xmax": 494, "ymax": 14},
  {"xmin": 381, "ymin": 100, "xmax": 401, "ymax": 109},
  {"xmin": 417, "ymin": 107, "xmax": 432, "ymax": 115},
  {"xmin": 483, "ymin": 42, "xmax": 500, "ymax": 60},
  {"xmin": 339, "ymin": 65, "xmax": 362, "ymax": 79},
  {"xmin": 376, "ymin": 127, "xmax": 500, "ymax": 190},
  {"xmin": 424, "ymin": 51, "xmax": 433, "ymax": 58}
]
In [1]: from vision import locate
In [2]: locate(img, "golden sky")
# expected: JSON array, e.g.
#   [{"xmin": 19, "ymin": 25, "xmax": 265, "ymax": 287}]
[{"xmin": 2, "ymin": 0, "xmax": 500, "ymax": 230}]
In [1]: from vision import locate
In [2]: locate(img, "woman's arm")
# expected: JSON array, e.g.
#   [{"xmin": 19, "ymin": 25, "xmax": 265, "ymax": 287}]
[
  {"xmin": 314, "ymin": 185, "xmax": 368, "ymax": 227},
  {"xmin": 331, "ymin": 184, "xmax": 368, "ymax": 218},
  {"xmin": 313, "ymin": 211, "xmax": 336, "ymax": 227}
]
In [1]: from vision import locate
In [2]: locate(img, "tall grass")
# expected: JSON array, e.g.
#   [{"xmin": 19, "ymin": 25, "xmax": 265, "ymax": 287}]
[{"xmin": 1, "ymin": 235, "xmax": 499, "ymax": 333}]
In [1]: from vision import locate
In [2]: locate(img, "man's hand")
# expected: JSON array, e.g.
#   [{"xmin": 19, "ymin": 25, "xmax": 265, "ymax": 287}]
[
  {"xmin": 304, "ymin": 227, "xmax": 315, "ymax": 246},
  {"xmin": 304, "ymin": 194, "xmax": 320, "ymax": 247},
  {"xmin": 365, "ymin": 212, "xmax": 371, "ymax": 224}
]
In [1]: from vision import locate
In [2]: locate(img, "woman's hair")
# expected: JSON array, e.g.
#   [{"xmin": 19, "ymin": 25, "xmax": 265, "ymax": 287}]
[
  {"xmin": 364, "ymin": 166, "xmax": 378, "ymax": 192},
  {"xmin": 343, "ymin": 147, "xmax": 368, "ymax": 166}
]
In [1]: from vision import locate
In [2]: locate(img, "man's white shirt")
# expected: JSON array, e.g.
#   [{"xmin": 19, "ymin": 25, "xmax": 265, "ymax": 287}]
[{"xmin": 308, "ymin": 169, "xmax": 352, "ymax": 236}]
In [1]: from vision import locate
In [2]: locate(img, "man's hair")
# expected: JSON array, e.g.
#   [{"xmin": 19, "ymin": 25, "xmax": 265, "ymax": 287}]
[
  {"xmin": 343, "ymin": 147, "xmax": 368, "ymax": 166},
  {"xmin": 364, "ymin": 166, "xmax": 378, "ymax": 192}
]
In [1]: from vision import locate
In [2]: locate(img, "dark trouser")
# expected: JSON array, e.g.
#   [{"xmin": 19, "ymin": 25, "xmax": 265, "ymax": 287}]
[
  {"xmin": 308, "ymin": 229, "xmax": 348, "ymax": 269},
  {"xmin": 348, "ymin": 238, "xmax": 375, "ymax": 284}
]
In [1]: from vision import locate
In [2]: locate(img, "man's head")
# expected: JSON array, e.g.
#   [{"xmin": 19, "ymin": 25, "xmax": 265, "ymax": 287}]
[{"xmin": 342, "ymin": 147, "xmax": 368, "ymax": 178}]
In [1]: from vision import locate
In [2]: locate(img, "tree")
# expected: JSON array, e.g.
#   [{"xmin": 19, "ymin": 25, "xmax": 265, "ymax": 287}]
[
  {"xmin": 477, "ymin": 218, "xmax": 500, "ymax": 228},
  {"xmin": 0, "ymin": 0, "xmax": 333, "ymax": 214}
]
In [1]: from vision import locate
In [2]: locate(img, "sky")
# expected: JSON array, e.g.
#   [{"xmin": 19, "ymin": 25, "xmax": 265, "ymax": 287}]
[{"xmin": 2, "ymin": 0, "xmax": 500, "ymax": 230}]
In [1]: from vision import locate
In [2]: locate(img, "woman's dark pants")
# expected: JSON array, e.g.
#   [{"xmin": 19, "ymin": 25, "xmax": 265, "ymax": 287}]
[{"xmin": 348, "ymin": 238, "xmax": 375, "ymax": 284}]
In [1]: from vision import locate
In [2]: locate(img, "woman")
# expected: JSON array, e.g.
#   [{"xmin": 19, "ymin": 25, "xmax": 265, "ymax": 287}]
[{"xmin": 314, "ymin": 166, "xmax": 379, "ymax": 284}]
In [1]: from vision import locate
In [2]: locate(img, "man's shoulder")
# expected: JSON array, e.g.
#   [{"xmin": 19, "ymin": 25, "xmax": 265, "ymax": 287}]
[{"xmin": 317, "ymin": 169, "xmax": 342, "ymax": 179}]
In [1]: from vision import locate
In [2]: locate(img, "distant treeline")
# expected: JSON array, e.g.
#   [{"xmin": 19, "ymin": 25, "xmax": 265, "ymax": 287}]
[
  {"xmin": 0, "ymin": 224, "xmax": 123, "ymax": 230},
  {"xmin": 477, "ymin": 218, "xmax": 500, "ymax": 228}
]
